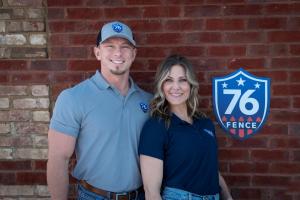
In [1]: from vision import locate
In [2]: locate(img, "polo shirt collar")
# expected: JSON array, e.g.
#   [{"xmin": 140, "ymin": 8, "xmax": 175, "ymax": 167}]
[{"xmin": 91, "ymin": 70, "xmax": 139, "ymax": 93}]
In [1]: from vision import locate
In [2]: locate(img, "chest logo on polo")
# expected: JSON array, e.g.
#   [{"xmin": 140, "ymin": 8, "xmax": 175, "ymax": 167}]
[
  {"xmin": 213, "ymin": 68, "xmax": 271, "ymax": 140},
  {"xmin": 139, "ymin": 102, "xmax": 149, "ymax": 113}
]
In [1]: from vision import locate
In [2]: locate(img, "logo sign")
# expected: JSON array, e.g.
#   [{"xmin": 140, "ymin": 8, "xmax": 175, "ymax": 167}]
[{"xmin": 213, "ymin": 68, "xmax": 271, "ymax": 140}]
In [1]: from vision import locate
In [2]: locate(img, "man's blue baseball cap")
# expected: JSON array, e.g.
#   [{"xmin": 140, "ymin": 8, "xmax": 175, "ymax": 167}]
[{"xmin": 96, "ymin": 21, "xmax": 136, "ymax": 46}]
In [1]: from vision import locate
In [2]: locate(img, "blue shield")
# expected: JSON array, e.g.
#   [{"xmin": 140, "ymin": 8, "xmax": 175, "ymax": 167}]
[{"xmin": 213, "ymin": 68, "xmax": 271, "ymax": 140}]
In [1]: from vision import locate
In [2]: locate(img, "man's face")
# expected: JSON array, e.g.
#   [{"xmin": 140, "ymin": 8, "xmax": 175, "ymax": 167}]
[{"xmin": 94, "ymin": 37, "xmax": 136, "ymax": 76}]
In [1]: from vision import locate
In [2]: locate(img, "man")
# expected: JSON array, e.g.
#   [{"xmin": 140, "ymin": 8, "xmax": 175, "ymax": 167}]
[{"xmin": 47, "ymin": 21, "xmax": 152, "ymax": 200}]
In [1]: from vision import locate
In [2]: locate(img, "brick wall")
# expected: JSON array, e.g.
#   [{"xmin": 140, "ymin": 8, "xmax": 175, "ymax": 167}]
[{"xmin": 0, "ymin": 0, "xmax": 300, "ymax": 199}]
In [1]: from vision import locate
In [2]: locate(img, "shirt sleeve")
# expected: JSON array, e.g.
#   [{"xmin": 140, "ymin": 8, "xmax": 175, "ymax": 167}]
[
  {"xmin": 49, "ymin": 89, "xmax": 81, "ymax": 138},
  {"xmin": 138, "ymin": 117, "xmax": 167, "ymax": 160}
]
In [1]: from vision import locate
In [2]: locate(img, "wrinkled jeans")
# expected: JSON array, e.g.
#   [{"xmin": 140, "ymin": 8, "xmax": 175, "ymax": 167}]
[
  {"xmin": 162, "ymin": 187, "xmax": 219, "ymax": 200},
  {"xmin": 77, "ymin": 184, "xmax": 145, "ymax": 200}
]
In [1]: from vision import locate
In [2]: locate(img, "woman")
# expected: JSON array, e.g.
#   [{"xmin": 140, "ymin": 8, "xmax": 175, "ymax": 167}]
[{"xmin": 139, "ymin": 55, "xmax": 233, "ymax": 200}]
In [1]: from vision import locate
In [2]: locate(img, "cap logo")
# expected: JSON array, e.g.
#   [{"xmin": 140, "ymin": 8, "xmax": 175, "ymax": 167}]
[{"xmin": 112, "ymin": 23, "xmax": 123, "ymax": 33}]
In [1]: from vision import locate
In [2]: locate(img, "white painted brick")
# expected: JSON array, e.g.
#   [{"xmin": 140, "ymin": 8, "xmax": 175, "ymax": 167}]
[
  {"xmin": 0, "ymin": 185, "xmax": 34, "ymax": 195},
  {"xmin": 15, "ymin": 122, "xmax": 48, "ymax": 134},
  {"xmin": 0, "ymin": 34, "xmax": 5, "ymax": 45},
  {"xmin": 33, "ymin": 111, "xmax": 49, "ymax": 122},
  {"xmin": 30, "ymin": 33, "xmax": 46, "ymax": 45},
  {"xmin": 0, "ymin": 86, "xmax": 27, "ymax": 96},
  {"xmin": 35, "ymin": 185, "xmax": 50, "ymax": 196},
  {"xmin": 32, "ymin": 135, "xmax": 48, "ymax": 147},
  {"xmin": 31, "ymin": 85, "xmax": 49, "ymax": 96},
  {"xmin": 0, "ymin": 98, "xmax": 9, "ymax": 108},
  {"xmin": 13, "ymin": 98, "xmax": 49, "ymax": 109},
  {"xmin": 0, "ymin": 148, "xmax": 13, "ymax": 159},
  {"xmin": 27, "ymin": 8, "xmax": 44, "ymax": 18},
  {"xmin": 0, "ymin": 123, "xmax": 10, "ymax": 134},
  {"xmin": 9, "ymin": 110, "xmax": 31, "ymax": 121},
  {"xmin": 0, "ymin": 21, "xmax": 5, "ymax": 32},
  {"xmin": 14, "ymin": 148, "xmax": 48, "ymax": 159},
  {"xmin": 6, "ymin": 34, "xmax": 26, "ymax": 45}
]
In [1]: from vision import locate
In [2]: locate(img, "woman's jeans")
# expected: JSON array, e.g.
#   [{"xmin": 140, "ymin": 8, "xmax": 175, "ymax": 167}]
[
  {"xmin": 77, "ymin": 184, "xmax": 145, "ymax": 200},
  {"xmin": 162, "ymin": 187, "xmax": 219, "ymax": 200}
]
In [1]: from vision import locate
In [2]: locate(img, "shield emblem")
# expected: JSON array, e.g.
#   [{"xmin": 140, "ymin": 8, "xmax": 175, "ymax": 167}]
[{"xmin": 213, "ymin": 68, "xmax": 271, "ymax": 140}]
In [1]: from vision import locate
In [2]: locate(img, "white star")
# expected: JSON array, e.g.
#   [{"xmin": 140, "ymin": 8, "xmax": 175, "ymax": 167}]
[
  {"xmin": 255, "ymin": 82, "xmax": 260, "ymax": 89},
  {"xmin": 222, "ymin": 82, "xmax": 228, "ymax": 88},
  {"xmin": 236, "ymin": 77, "xmax": 246, "ymax": 86}
]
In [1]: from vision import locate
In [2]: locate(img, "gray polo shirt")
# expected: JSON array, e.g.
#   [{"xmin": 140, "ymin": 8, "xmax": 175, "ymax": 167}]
[{"xmin": 50, "ymin": 70, "xmax": 152, "ymax": 192}]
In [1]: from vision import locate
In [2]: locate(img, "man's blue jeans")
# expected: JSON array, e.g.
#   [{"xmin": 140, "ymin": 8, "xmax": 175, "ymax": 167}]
[
  {"xmin": 162, "ymin": 187, "xmax": 219, "ymax": 200},
  {"xmin": 77, "ymin": 184, "xmax": 145, "ymax": 200}
]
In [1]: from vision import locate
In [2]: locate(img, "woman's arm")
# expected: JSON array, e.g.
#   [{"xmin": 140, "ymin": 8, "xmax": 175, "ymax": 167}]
[
  {"xmin": 219, "ymin": 172, "xmax": 234, "ymax": 200},
  {"xmin": 140, "ymin": 155, "xmax": 163, "ymax": 200}
]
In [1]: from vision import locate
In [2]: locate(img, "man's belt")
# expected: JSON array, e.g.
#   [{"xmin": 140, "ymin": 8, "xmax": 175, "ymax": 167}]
[{"xmin": 79, "ymin": 180, "xmax": 143, "ymax": 200}]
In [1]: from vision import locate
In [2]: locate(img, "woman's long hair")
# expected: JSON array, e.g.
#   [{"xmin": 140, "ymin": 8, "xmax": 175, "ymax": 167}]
[{"xmin": 150, "ymin": 55, "xmax": 205, "ymax": 127}]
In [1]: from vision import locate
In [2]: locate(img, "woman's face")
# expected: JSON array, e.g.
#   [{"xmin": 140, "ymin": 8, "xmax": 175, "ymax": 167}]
[{"xmin": 162, "ymin": 64, "xmax": 191, "ymax": 111}]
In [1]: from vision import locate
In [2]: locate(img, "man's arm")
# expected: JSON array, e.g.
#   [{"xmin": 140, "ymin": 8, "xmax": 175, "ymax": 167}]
[{"xmin": 47, "ymin": 129, "xmax": 76, "ymax": 200}]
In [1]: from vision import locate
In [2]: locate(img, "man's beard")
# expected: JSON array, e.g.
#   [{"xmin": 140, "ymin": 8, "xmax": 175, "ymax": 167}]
[{"xmin": 110, "ymin": 68, "xmax": 127, "ymax": 75}]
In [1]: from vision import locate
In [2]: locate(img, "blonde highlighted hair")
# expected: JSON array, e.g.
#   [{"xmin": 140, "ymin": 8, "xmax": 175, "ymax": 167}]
[{"xmin": 150, "ymin": 55, "xmax": 205, "ymax": 126}]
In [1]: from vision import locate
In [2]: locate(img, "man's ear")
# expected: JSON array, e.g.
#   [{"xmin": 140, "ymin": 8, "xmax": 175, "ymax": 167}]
[{"xmin": 94, "ymin": 46, "xmax": 101, "ymax": 60}]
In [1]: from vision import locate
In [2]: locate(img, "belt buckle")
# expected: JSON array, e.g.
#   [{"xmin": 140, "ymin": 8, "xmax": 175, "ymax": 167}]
[{"xmin": 115, "ymin": 192, "xmax": 128, "ymax": 200}]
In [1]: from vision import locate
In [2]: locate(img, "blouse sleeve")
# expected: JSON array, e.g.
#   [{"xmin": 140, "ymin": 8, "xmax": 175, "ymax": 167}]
[{"xmin": 138, "ymin": 117, "xmax": 167, "ymax": 160}]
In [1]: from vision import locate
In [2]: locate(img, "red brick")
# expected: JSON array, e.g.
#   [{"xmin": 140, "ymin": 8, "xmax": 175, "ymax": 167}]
[
  {"xmin": 138, "ymin": 47, "xmax": 168, "ymax": 58},
  {"xmin": 194, "ymin": 58, "xmax": 226, "ymax": 71},
  {"xmin": 184, "ymin": 5, "xmax": 221, "ymax": 17},
  {"xmin": 47, "ymin": 8, "xmax": 65, "ymax": 19},
  {"xmin": 268, "ymin": 31, "xmax": 300, "ymax": 42},
  {"xmin": 16, "ymin": 172, "xmax": 46, "ymax": 184},
  {"xmin": 104, "ymin": 8, "xmax": 142, "ymax": 19},
  {"xmin": 199, "ymin": 84, "xmax": 212, "ymax": 96},
  {"xmin": 271, "ymin": 97, "xmax": 291, "ymax": 109},
  {"xmin": 127, "ymin": 20, "xmax": 163, "ymax": 32},
  {"xmin": 165, "ymin": 19, "xmax": 203, "ymax": 31},
  {"xmin": 131, "ymin": 58, "xmax": 148, "ymax": 71},
  {"xmin": 69, "ymin": 34, "xmax": 96, "ymax": 46},
  {"xmin": 230, "ymin": 137, "xmax": 268, "ymax": 148},
  {"xmin": 219, "ymin": 149, "xmax": 250, "ymax": 161},
  {"xmin": 0, "ymin": 60, "xmax": 27, "ymax": 70},
  {"xmin": 247, "ymin": 45, "xmax": 269, "ymax": 56},
  {"xmin": 48, "ymin": 21, "xmax": 88, "ymax": 33},
  {"xmin": 289, "ymin": 138, "xmax": 300, "ymax": 148},
  {"xmin": 229, "ymin": 162, "xmax": 269, "ymax": 173},
  {"xmin": 228, "ymin": 58, "xmax": 265, "ymax": 69},
  {"xmin": 86, "ymin": 0, "xmax": 124, "ymax": 6},
  {"xmin": 208, "ymin": 46, "xmax": 231, "ymax": 56},
  {"xmin": 49, "ymin": 34, "xmax": 69, "ymax": 46},
  {"xmin": 231, "ymin": 188, "xmax": 261, "ymax": 199},
  {"xmin": 11, "ymin": 72, "xmax": 49, "ymax": 84},
  {"xmin": 225, "ymin": 175, "xmax": 251, "ymax": 186},
  {"xmin": 254, "ymin": 70, "xmax": 288, "ymax": 82},
  {"xmin": 264, "ymin": 3, "xmax": 291, "ymax": 15},
  {"xmin": 225, "ymin": 32, "xmax": 262, "ymax": 43},
  {"xmin": 131, "ymin": 72, "xmax": 155, "ymax": 84},
  {"xmin": 50, "ymin": 83, "xmax": 71, "ymax": 100},
  {"xmin": 143, "ymin": 6, "xmax": 181, "ymax": 18},
  {"xmin": 290, "ymin": 45, "xmax": 300, "ymax": 55},
  {"xmin": 0, "ymin": 173, "xmax": 16, "ymax": 184},
  {"xmin": 247, "ymin": 17, "xmax": 286, "ymax": 29},
  {"xmin": 269, "ymin": 138, "xmax": 290, "ymax": 148},
  {"xmin": 253, "ymin": 175, "xmax": 290, "ymax": 186},
  {"xmin": 48, "ymin": 0, "xmax": 83, "ymax": 6},
  {"xmin": 269, "ymin": 110, "xmax": 300, "ymax": 122},
  {"xmin": 224, "ymin": 5, "xmax": 262, "ymax": 15},
  {"xmin": 205, "ymin": 19, "xmax": 245, "ymax": 30},
  {"xmin": 0, "ymin": 74, "xmax": 9, "ymax": 83},
  {"xmin": 185, "ymin": 32, "xmax": 222, "ymax": 44},
  {"xmin": 34, "ymin": 160, "xmax": 47, "ymax": 170},
  {"xmin": 146, "ymin": 33, "xmax": 183, "ymax": 45},
  {"xmin": 66, "ymin": 8, "xmax": 103, "ymax": 19},
  {"xmin": 68, "ymin": 60, "xmax": 99, "ymax": 71},
  {"xmin": 270, "ymin": 44, "xmax": 288, "ymax": 56},
  {"xmin": 293, "ymin": 150, "xmax": 300, "ymax": 161},
  {"xmin": 50, "ymin": 72, "xmax": 84, "ymax": 83},
  {"xmin": 31, "ymin": 60, "xmax": 67, "ymax": 71},
  {"xmin": 290, "ymin": 71, "xmax": 300, "ymax": 82},
  {"xmin": 288, "ymin": 17, "xmax": 300, "ymax": 30},
  {"xmin": 251, "ymin": 150, "xmax": 288, "ymax": 161},
  {"xmin": 271, "ymin": 58, "xmax": 300, "ymax": 69},
  {"xmin": 50, "ymin": 47, "xmax": 88, "ymax": 59},
  {"xmin": 170, "ymin": 46, "xmax": 205, "ymax": 57},
  {"xmin": 125, "ymin": 0, "xmax": 161, "ymax": 4},
  {"xmin": 0, "ymin": 161, "xmax": 32, "ymax": 170},
  {"xmin": 288, "ymin": 124, "xmax": 300, "ymax": 136},
  {"xmin": 293, "ymin": 97, "xmax": 300, "ymax": 108}
]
